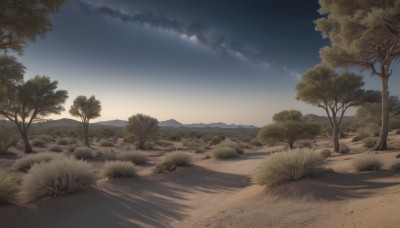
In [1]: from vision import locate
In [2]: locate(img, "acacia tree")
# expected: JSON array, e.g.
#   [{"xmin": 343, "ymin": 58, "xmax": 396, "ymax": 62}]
[
  {"xmin": 257, "ymin": 110, "xmax": 320, "ymax": 150},
  {"xmin": 0, "ymin": 55, "xmax": 24, "ymax": 97},
  {"xmin": 0, "ymin": 0, "xmax": 67, "ymax": 53},
  {"xmin": 296, "ymin": 65, "xmax": 366, "ymax": 152},
  {"xmin": 69, "ymin": 96, "xmax": 101, "ymax": 147},
  {"xmin": 0, "ymin": 75, "xmax": 68, "ymax": 153},
  {"xmin": 126, "ymin": 114, "xmax": 158, "ymax": 149},
  {"xmin": 315, "ymin": 0, "xmax": 400, "ymax": 150}
]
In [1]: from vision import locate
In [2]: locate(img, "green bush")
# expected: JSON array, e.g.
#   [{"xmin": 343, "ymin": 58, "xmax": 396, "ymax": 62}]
[
  {"xmin": 102, "ymin": 161, "xmax": 136, "ymax": 178},
  {"xmin": 116, "ymin": 151, "xmax": 148, "ymax": 164},
  {"xmin": 362, "ymin": 137, "xmax": 377, "ymax": 148},
  {"xmin": 49, "ymin": 145, "xmax": 63, "ymax": 152},
  {"xmin": 210, "ymin": 135, "xmax": 224, "ymax": 145},
  {"xmin": 0, "ymin": 172, "xmax": 19, "ymax": 204},
  {"xmin": 12, "ymin": 152, "xmax": 65, "ymax": 172},
  {"xmin": 73, "ymin": 147, "xmax": 95, "ymax": 159},
  {"xmin": 339, "ymin": 143, "xmax": 350, "ymax": 154},
  {"xmin": 253, "ymin": 148, "xmax": 327, "ymax": 185},
  {"xmin": 22, "ymin": 158, "xmax": 96, "ymax": 201},
  {"xmin": 212, "ymin": 146, "xmax": 239, "ymax": 159},
  {"xmin": 320, "ymin": 149, "xmax": 331, "ymax": 158},
  {"xmin": 352, "ymin": 153, "xmax": 382, "ymax": 171},
  {"xmin": 100, "ymin": 140, "xmax": 114, "ymax": 147},
  {"xmin": 31, "ymin": 139, "xmax": 46, "ymax": 147}
]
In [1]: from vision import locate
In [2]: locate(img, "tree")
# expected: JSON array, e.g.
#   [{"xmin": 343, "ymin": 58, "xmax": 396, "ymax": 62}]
[
  {"xmin": 69, "ymin": 96, "xmax": 101, "ymax": 147},
  {"xmin": 356, "ymin": 91, "xmax": 400, "ymax": 127},
  {"xmin": 0, "ymin": 0, "xmax": 67, "ymax": 53},
  {"xmin": 257, "ymin": 110, "xmax": 320, "ymax": 150},
  {"xmin": 296, "ymin": 65, "xmax": 366, "ymax": 152},
  {"xmin": 315, "ymin": 0, "xmax": 400, "ymax": 150},
  {"xmin": 0, "ymin": 75, "xmax": 68, "ymax": 153},
  {"xmin": 0, "ymin": 55, "xmax": 24, "ymax": 95},
  {"xmin": 126, "ymin": 114, "xmax": 158, "ymax": 149}
]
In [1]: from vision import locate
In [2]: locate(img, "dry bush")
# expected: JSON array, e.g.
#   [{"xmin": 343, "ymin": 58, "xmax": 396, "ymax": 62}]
[
  {"xmin": 100, "ymin": 140, "xmax": 114, "ymax": 147},
  {"xmin": 49, "ymin": 145, "xmax": 63, "ymax": 152},
  {"xmin": 73, "ymin": 147, "xmax": 95, "ymax": 159},
  {"xmin": 351, "ymin": 132, "xmax": 370, "ymax": 142},
  {"xmin": 56, "ymin": 138, "xmax": 69, "ymax": 145},
  {"xmin": 253, "ymin": 148, "xmax": 327, "ymax": 185},
  {"xmin": 116, "ymin": 151, "xmax": 148, "ymax": 164},
  {"xmin": 294, "ymin": 140, "xmax": 313, "ymax": 149},
  {"xmin": 102, "ymin": 161, "xmax": 136, "ymax": 178},
  {"xmin": 218, "ymin": 141, "xmax": 244, "ymax": 154},
  {"xmin": 212, "ymin": 146, "xmax": 239, "ymax": 159},
  {"xmin": 12, "ymin": 152, "xmax": 65, "ymax": 172},
  {"xmin": 352, "ymin": 153, "xmax": 382, "ymax": 171},
  {"xmin": 22, "ymin": 158, "xmax": 95, "ymax": 201},
  {"xmin": 339, "ymin": 143, "xmax": 350, "ymax": 154},
  {"xmin": 249, "ymin": 138, "xmax": 263, "ymax": 147},
  {"xmin": 362, "ymin": 137, "xmax": 377, "ymax": 148},
  {"xmin": 154, "ymin": 151, "xmax": 191, "ymax": 173},
  {"xmin": 320, "ymin": 149, "xmax": 331, "ymax": 158},
  {"xmin": 97, "ymin": 150, "xmax": 116, "ymax": 161},
  {"xmin": 0, "ymin": 172, "xmax": 19, "ymax": 204},
  {"xmin": 31, "ymin": 138, "xmax": 46, "ymax": 147}
]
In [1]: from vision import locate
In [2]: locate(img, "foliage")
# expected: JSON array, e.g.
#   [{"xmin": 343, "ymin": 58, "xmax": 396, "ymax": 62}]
[
  {"xmin": 49, "ymin": 145, "xmax": 63, "ymax": 152},
  {"xmin": 363, "ymin": 137, "xmax": 378, "ymax": 149},
  {"xmin": 0, "ymin": 75, "xmax": 68, "ymax": 153},
  {"xmin": 0, "ymin": 127, "xmax": 18, "ymax": 154},
  {"xmin": 69, "ymin": 95, "xmax": 101, "ymax": 147},
  {"xmin": 316, "ymin": 0, "xmax": 400, "ymax": 151},
  {"xmin": 209, "ymin": 135, "xmax": 224, "ymax": 145},
  {"xmin": 125, "ymin": 114, "xmax": 158, "ymax": 149},
  {"xmin": 73, "ymin": 147, "xmax": 95, "ymax": 159},
  {"xmin": 22, "ymin": 158, "xmax": 95, "ymax": 201},
  {"xmin": 338, "ymin": 143, "xmax": 350, "ymax": 154},
  {"xmin": 12, "ymin": 152, "xmax": 65, "ymax": 172},
  {"xmin": 100, "ymin": 140, "xmax": 114, "ymax": 147},
  {"xmin": 154, "ymin": 151, "xmax": 192, "ymax": 173},
  {"xmin": 31, "ymin": 138, "xmax": 46, "ymax": 147},
  {"xmin": 212, "ymin": 146, "xmax": 239, "ymax": 159},
  {"xmin": 352, "ymin": 153, "xmax": 382, "ymax": 171},
  {"xmin": 272, "ymin": 110, "xmax": 302, "ymax": 122},
  {"xmin": 116, "ymin": 151, "xmax": 148, "ymax": 165},
  {"xmin": 253, "ymin": 148, "xmax": 327, "ymax": 185},
  {"xmin": 0, "ymin": 172, "xmax": 19, "ymax": 204},
  {"xmin": 320, "ymin": 149, "xmax": 331, "ymax": 158},
  {"xmin": 102, "ymin": 161, "xmax": 136, "ymax": 178},
  {"xmin": 351, "ymin": 132, "xmax": 370, "ymax": 142}
]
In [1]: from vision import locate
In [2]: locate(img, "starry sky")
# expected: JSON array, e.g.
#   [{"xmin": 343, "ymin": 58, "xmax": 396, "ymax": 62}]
[{"xmin": 17, "ymin": 0, "xmax": 400, "ymax": 126}]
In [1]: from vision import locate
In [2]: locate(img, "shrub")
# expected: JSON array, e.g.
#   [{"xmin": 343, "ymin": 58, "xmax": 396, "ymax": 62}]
[
  {"xmin": 352, "ymin": 153, "xmax": 382, "ymax": 171},
  {"xmin": 253, "ymin": 148, "xmax": 327, "ymax": 185},
  {"xmin": 31, "ymin": 139, "xmax": 46, "ymax": 147},
  {"xmin": 56, "ymin": 138, "xmax": 69, "ymax": 145},
  {"xmin": 116, "ymin": 151, "xmax": 148, "ymax": 164},
  {"xmin": 391, "ymin": 161, "xmax": 400, "ymax": 170},
  {"xmin": 249, "ymin": 138, "xmax": 263, "ymax": 147},
  {"xmin": 100, "ymin": 140, "xmax": 114, "ymax": 147},
  {"xmin": 218, "ymin": 142, "xmax": 244, "ymax": 154},
  {"xmin": 102, "ymin": 161, "xmax": 136, "ymax": 178},
  {"xmin": 73, "ymin": 147, "xmax": 95, "ymax": 159},
  {"xmin": 22, "ymin": 158, "xmax": 96, "ymax": 201},
  {"xmin": 212, "ymin": 146, "xmax": 239, "ymax": 159},
  {"xmin": 12, "ymin": 152, "xmax": 65, "ymax": 172},
  {"xmin": 154, "ymin": 151, "xmax": 192, "ymax": 173},
  {"xmin": 98, "ymin": 150, "xmax": 116, "ymax": 161},
  {"xmin": 339, "ymin": 143, "xmax": 350, "ymax": 154},
  {"xmin": 38, "ymin": 134, "xmax": 54, "ymax": 143},
  {"xmin": 351, "ymin": 132, "xmax": 370, "ymax": 142},
  {"xmin": 294, "ymin": 140, "xmax": 313, "ymax": 149},
  {"xmin": 164, "ymin": 151, "xmax": 192, "ymax": 166},
  {"xmin": 0, "ymin": 172, "xmax": 19, "ymax": 204},
  {"xmin": 49, "ymin": 145, "xmax": 63, "ymax": 152},
  {"xmin": 362, "ymin": 137, "xmax": 377, "ymax": 148},
  {"xmin": 210, "ymin": 135, "xmax": 224, "ymax": 145},
  {"xmin": 320, "ymin": 149, "xmax": 331, "ymax": 158}
]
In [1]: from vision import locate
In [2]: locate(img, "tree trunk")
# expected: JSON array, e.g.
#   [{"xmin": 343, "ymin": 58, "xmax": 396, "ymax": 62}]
[
  {"xmin": 288, "ymin": 140, "xmax": 294, "ymax": 150},
  {"xmin": 83, "ymin": 123, "xmax": 90, "ymax": 147},
  {"xmin": 21, "ymin": 129, "xmax": 33, "ymax": 154},
  {"xmin": 332, "ymin": 126, "xmax": 340, "ymax": 152},
  {"xmin": 373, "ymin": 76, "xmax": 389, "ymax": 151}
]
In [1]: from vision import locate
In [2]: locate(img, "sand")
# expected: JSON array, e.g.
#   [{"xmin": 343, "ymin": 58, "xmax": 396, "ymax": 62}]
[{"xmin": 1, "ymin": 133, "xmax": 400, "ymax": 227}]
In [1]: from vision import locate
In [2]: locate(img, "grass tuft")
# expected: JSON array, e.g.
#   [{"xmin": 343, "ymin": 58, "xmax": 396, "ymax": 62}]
[
  {"xmin": 12, "ymin": 152, "xmax": 65, "ymax": 172},
  {"xmin": 352, "ymin": 153, "xmax": 382, "ymax": 171},
  {"xmin": 102, "ymin": 161, "xmax": 136, "ymax": 178},
  {"xmin": 116, "ymin": 151, "xmax": 148, "ymax": 165},
  {"xmin": 0, "ymin": 172, "xmax": 19, "ymax": 204}
]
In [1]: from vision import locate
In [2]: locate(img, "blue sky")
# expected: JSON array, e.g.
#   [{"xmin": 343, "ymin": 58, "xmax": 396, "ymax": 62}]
[{"xmin": 17, "ymin": 0, "xmax": 400, "ymax": 126}]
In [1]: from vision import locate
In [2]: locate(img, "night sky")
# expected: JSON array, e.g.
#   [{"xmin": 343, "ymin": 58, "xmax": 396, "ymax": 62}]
[{"xmin": 18, "ymin": 0, "xmax": 400, "ymax": 126}]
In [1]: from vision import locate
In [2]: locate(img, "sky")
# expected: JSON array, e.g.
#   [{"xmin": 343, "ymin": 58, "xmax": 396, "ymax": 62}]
[{"xmin": 17, "ymin": 0, "xmax": 400, "ymax": 126}]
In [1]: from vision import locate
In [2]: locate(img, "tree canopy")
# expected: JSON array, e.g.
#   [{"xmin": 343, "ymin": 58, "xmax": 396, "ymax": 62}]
[
  {"xmin": 0, "ymin": 0, "xmax": 67, "ymax": 53},
  {"xmin": 315, "ymin": 0, "xmax": 400, "ymax": 150},
  {"xmin": 0, "ymin": 55, "xmax": 24, "ymax": 94},
  {"xmin": 126, "ymin": 114, "xmax": 159, "ymax": 150},
  {"xmin": 69, "ymin": 95, "xmax": 102, "ymax": 147},
  {"xmin": 0, "ymin": 75, "xmax": 68, "ymax": 153}
]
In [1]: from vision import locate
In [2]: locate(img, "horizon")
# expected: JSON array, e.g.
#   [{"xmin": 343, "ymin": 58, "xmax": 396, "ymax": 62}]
[{"xmin": 16, "ymin": 0, "xmax": 400, "ymax": 126}]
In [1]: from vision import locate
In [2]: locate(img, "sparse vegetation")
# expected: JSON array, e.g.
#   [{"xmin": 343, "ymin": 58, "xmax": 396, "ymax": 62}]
[
  {"xmin": 353, "ymin": 153, "xmax": 382, "ymax": 171},
  {"xmin": 100, "ymin": 140, "xmax": 114, "ymax": 147},
  {"xmin": 125, "ymin": 114, "xmax": 158, "ymax": 149},
  {"xmin": 253, "ymin": 148, "xmax": 327, "ymax": 185},
  {"xmin": 0, "ymin": 172, "xmax": 19, "ymax": 204},
  {"xmin": 320, "ymin": 149, "xmax": 331, "ymax": 158},
  {"xmin": 339, "ymin": 143, "xmax": 350, "ymax": 154},
  {"xmin": 116, "ymin": 151, "xmax": 148, "ymax": 164},
  {"xmin": 22, "ymin": 158, "xmax": 95, "ymax": 201},
  {"xmin": 154, "ymin": 151, "xmax": 191, "ymax": 173},
  {"xmin": 351, "ymin": 132, "xmax": 370, "ymax": 142},
  {"xmin": 102, "ymin": 161, "xmax": 136, "ymax": 178},
  {"xmin": 49, "ymin": 145, "xmax": 63, "ymax": 152},
  {"xmin": 31, "ymin": 138, "xmax": 46, "ymax": 147},
  {"xmin": 73, "ymin": 147, "xmax": 95, "ymax": 159},
  {"xmin": 12, "ymin": 152, "xmax": 65, "ymax": 172},
  {"xmin": 212, "ymin": 146, "xmax": 239, "ymax": 159},
  {"xmin": 363, "ymin": 137, "xmax": 378, "ymax": 149}
]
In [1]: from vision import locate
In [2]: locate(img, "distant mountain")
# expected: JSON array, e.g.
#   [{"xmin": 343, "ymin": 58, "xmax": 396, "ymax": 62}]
[
  {"xmin": 159, "ymin": 119, "xmax": 183, "ymax": 127},
  {"xmin": 95, "ymin": 119, "xmax": 127, "ymax": 127},
  {"xmin": 36, "ymin": 118, "xmax": 81, "ymax": 127},
  {"xmin": 185, "ymin": 122, "xmax": 257, "ymax": 129}
]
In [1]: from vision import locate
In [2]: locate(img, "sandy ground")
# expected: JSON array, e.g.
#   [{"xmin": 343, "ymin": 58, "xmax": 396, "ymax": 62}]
[{"xmin": 1, "ymin": 133, "xmax": 400, "ymax": 228}]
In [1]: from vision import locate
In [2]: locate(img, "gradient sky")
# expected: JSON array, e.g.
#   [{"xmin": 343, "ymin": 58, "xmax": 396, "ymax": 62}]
[{"xmin": 17, "ymin": 0, "xmax": 400, "ymax": 126}]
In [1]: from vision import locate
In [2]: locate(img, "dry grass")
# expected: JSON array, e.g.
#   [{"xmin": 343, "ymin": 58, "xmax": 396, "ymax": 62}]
[
  {"xmin": 352, "ymin": 153, "xmax": 382, "ymax": 171},
  {"xmin": 253, "ymin": 148, "xmax": 327, "ymax": 185},
  {"xmin": 12, "ymin": 152, "xmax": 65, "ymax": 172},
  {"xmin": 22, "ymin": 158, "xmax": 96, "ymax": 201},
  {"xmin": 102, "ymin": 161, "xmax": 137, "ymax": 178},
  {"xmin": 0, "ymin": 172, "xmax": 19, "ymax": 204},
  {"xmin": 154, "ymin": 151, "xmax": 192, "ymax": 173},
  {"xmin": 116, "ymin": 151, "xmax": 148, "ymax": 165},
  {"xmin": 73, "ymin": 147, "xmax": 96, "ymax": 159},
  {"xmin": 212, "ymin": 146, "xmax": 239, "ymax": 159}
]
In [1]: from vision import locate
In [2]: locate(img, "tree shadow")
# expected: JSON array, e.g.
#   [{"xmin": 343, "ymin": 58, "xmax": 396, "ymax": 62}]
[{"xmin": 265, "ymin": 171, "xmax": 400, "ymax": 202}]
